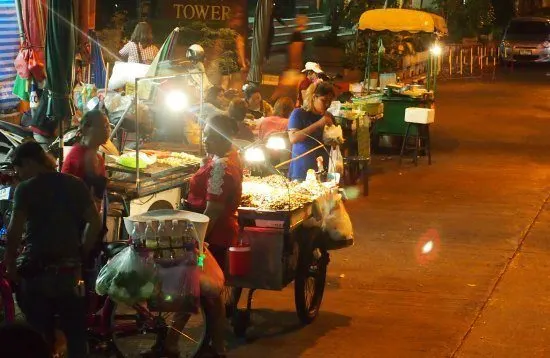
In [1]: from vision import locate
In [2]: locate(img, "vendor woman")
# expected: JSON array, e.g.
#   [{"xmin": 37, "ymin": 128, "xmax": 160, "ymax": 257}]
[
  {"xmin": 119, "ymin": 22, "xmax": 159, "ymax": 64},
  {"xmin": 144, "ymin": 114, "xmax": 241, "ymax": 358},
  {"xmin": 288, "ymin": 81, "xmax": 335, "ymax": 181},
  {"xmin": 62, "ymin": 110, "xmax": 110, "ymax": 211},
  {"xmin": 243, "ymin": 83, "xmax": 273, "ymax": 119}
]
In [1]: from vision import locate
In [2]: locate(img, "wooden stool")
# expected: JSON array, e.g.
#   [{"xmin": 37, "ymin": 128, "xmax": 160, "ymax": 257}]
[
  {"xmin": 343, "ymin": 156, "xmax": 370, "ymax": 196},
  {"xmin": 400, "ymin": 108, "xmax": 434, "ymax": 166}
]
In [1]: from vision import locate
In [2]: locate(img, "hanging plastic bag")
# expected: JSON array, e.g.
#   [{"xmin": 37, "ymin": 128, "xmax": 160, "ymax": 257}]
[
  {"xmin": 328, "ymin": 146, "xmax": 344, "ymax": 176},
  {"xmin": 323, "ymin": 198, "xmax": 354, "ymax": 249},
  {"xmin": 149, "ymin": 259, "xmax": 201, "ymax": 313},
  {"xmin": 14, "ymin": 49, "xmax": 31, "ymax": 79},
  {"xmin": 323, "ymin": 124, "xmax": 344, "ymax": 145},
  {"xmin": 199, "ymin": 247, "xmax": 225, "ymax": 298},
  {"xmin": 95, "ymin": 246, "xmax": 157, "ymax": 305}
]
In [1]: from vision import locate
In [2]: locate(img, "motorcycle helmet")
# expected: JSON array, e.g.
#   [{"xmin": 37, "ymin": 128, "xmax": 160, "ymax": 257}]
[{"xmin": 186, "ymin": 44, "xmax": 205, "ymax": 62}]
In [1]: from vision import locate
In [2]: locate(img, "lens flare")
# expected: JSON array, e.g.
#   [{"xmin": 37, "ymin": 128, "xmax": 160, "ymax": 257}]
[
  {"xmin": 415, "ymin": 229, "xmax": 441, "ymax": 265},
  {"xmin": 266, "ymin": 136, "xmax": 286, "ymax": 150},
  {"xmin": 244, "ymin": 147, "xmax": 266, "ymax": 162},
  {"xmin": 422, "ymin": 240, "xmax": 434, "ymax": 254}
]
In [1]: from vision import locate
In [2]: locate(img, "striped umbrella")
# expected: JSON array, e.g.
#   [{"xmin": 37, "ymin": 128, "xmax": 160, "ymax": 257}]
[
  {"xmin": 137, "ymin": 27, "xmax": 180, "ymax": 99},
  {"xmin": 146, "ymin": 27, "xmax": 180, "ymax": 77}
]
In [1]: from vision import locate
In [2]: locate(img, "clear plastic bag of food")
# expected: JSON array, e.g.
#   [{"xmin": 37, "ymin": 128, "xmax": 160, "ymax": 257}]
[
  {"xmin": 149, "ymin": 259, "xmax": 201, "ymax": 313},
  {"xmin": 95, "ymin": 246, "xmax": 157, "ymax": 305},
  {"xmin": 199, "ymin": 247, "xmax": 225, "ymax": 298},
  {"xmin": 323, "ymin": 199, "xmax": 354, "ymax": 249}
]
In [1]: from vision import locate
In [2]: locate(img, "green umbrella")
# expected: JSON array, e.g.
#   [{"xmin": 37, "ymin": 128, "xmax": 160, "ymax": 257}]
[
  {"xmin": 247, "ymin": 0, "xmax": 273, "ymax": 85},
  {"xmin": 33, "ymin": 0, "xmax": 75, "ymax": 137}
]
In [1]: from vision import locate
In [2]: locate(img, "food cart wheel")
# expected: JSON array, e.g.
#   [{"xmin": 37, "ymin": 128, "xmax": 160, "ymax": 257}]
[
  {"xmin": 108, "ymin": 300, "xmax": 209, "ymax": 358},
  {"xmin": 295, "ymin": 235, "xmax": 329, "ymax": 324}
]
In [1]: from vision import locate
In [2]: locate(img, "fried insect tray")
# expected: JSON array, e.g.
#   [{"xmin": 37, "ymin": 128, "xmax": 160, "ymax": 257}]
[{"xmin": 107, "ymin": 164, "xmax": 197, "ymax": 199}]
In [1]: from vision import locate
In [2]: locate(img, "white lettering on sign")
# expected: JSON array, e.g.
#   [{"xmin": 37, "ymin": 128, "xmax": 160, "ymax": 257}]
[{"xmin": 173, "ymin": 4, "xmax": 231, "ymax": 20}]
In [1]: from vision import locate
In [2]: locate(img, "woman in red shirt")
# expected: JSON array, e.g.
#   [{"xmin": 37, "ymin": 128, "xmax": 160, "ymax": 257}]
[
  {"xmin": 146, "ymin": 114, "xmax": 240, "ymax": 358},
  {"xmin": 61, "ymin": 110, "xmax": 110, "ymax": 210},
  {"xmin": 187, "ymin": 114, "xmax": 242, "ymax": 267}
]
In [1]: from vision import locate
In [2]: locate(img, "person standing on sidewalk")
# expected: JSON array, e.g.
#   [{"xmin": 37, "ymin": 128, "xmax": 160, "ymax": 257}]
[
  {"xmin": 297, "ymin": 62, "xmax": 324, "ymax": 107},
  {"xmin": 4, "ymin": 141, "xmax": 101, "ymax": 357},
  {"xmin": 288, "ymin": 15, "xmax": 308, "ymax": 71}
]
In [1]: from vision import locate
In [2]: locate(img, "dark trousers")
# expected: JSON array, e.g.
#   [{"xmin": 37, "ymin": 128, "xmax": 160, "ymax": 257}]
[{"xmin": 20, "ymin": 273, "xmax": 88, "ymax": 358}]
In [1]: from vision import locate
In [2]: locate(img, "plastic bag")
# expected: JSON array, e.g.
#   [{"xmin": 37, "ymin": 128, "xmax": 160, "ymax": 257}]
[
  {"xmin": 199, "ymin": 247, "xmax": 225, "ymax": 298},
  {"xmin": 149, "ymin": 259, "xmax": 200, "ymax": 313},
  {"xmin": 328, "ymin": 146, "xmax": 344, "ymax": 176},
  {"xmin": 108, "ymin": 61, "xmax": 150, "ymax": 90},
  {"xmin": 323, "ymin": 124, "xmax": 344, "ymax": 145},
  {"xmin": 96, "ymin": 246, "xmax": 157, "ymax": 305},
  {"xmin": 323, "ymin": 199, "xmax": 354, "ymax": 249}
]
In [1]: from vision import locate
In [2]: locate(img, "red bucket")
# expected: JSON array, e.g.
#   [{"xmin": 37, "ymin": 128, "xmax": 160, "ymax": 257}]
[{"xmin": 228, "ymin": 245, "xmax": 251, "ymax": 277}]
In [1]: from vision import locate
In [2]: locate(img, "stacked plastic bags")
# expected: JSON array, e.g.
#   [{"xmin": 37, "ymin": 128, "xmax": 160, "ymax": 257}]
[
  {"xmin": 96, "ymin": 246, "xmax": 157, "ymax": 305},
  {"xmin": 96, "ymin": 244, "xmax": 225, "ymax": 311}
]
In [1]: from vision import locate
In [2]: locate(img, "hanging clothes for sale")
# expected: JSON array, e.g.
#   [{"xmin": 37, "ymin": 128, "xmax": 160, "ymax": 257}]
[
  {"xmin": 12, "ymin": 0, "xmax": 47, "ymax": 102},
  {"xmin": 0, "ymin": 0, "xmax": 22, "ymax": 110}
]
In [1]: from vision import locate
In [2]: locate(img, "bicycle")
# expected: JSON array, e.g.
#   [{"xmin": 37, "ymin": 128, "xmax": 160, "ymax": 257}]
[{"xmin": 0, "ymin": 239, "xmax": 210, "ymax": 358}]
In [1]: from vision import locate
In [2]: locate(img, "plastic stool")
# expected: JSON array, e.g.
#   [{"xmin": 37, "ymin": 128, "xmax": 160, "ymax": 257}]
[{"xmin": 400, "ymin": 108, "xmax": 434, "ymax": 166}]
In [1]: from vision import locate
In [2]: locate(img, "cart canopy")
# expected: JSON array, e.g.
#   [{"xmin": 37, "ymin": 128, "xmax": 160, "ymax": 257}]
[{"xmin": 358, "ymin": 9, "xmax": 448, "ymax": 35}]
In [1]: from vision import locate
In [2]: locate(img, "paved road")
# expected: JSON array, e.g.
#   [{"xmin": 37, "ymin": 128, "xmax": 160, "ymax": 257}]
[{"xmin": 226, "ymin": 68, "xmax": 550, "ymax": 357}]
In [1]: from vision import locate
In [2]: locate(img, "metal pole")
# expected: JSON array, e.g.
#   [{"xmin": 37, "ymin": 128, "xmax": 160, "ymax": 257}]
[
  {"xmin": 426, "ymin": 51, "xmax": 432, "ymax": 91},
  {"xmin": 460, "ymin": 49, "xmax": 463, "ymax": 75},
  {"xmin": 199, "ymin": 70, "xmax": 204, "ymax": 157},
  {"xmin": 449, "ymin": 47, "xmax": 452, "ymax": 76},
  {"xmin": 365, "ymin": 37, "xmax": 372, "ymax": 93},
  {"xmin": 135, "ymin": 77, "xmax": 140, "ymax": 196},
  {"xmin": 470, "ymin": 48, "xmax": 473, "ymax": 75},
  {"xmin": 14, "ymin": 0, "xmax": 25, "ymax": 45},
  {"xmin": 377, "ymin": 36, "xmax": 382, "ymax": 88},
  {"xmin": 433, "ymin": 54, "xmax": 437, "ymax": 93}
]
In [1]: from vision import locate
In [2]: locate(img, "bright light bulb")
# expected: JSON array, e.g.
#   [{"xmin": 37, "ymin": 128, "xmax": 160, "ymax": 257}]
[
  {"xmin": 430, "ymin": 44, "xmax": 442, "ymax": 56},
  {"xmin": 266, "ymin": 136, "xmax": 286, "ymax": 150},
  {"xmin": 244, "ymin": 147, "xmax": 265, "ymax": 163},
  {"xmin": 165, "ymin": 91, "xmax": 189, "ymax": 112}
]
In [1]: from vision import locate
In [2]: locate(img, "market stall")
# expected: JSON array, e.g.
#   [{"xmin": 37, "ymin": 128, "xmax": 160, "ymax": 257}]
[
  {"xmin": 333, "ymin": 9, "xmax": 447, "ymax": 151},
  {"xmin": 104, "ymin": 71, "xmax": 206, "ymax": 238}
]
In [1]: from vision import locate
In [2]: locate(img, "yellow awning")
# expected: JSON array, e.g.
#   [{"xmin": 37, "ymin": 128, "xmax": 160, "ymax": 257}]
[{"xmin": 358, "ymin": 9, "xmax": 448, "ymax": 35}]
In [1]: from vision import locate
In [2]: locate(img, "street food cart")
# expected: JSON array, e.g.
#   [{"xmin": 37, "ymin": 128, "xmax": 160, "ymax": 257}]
[
  {"xmin": 223, "ymin": 140, "xmax": 353, "ymax": 336},
  {"xmin": 356, "ymin": 9, "xmax": 447, "ymax": 141},
  {"xmin": 105, "ymin": 71, "xmax": 206, "ymax": 240}
]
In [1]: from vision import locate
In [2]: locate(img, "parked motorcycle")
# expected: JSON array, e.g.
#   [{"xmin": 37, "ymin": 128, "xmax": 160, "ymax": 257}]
[{"xmin": 0, "ymin": 97, "xmax": 121, "ymax": 162}]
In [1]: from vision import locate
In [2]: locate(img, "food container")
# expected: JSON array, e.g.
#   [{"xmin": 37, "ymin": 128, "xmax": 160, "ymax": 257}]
[{"xmin": 228, "ymin": 245, "xmax": 251, "ymax": 277}]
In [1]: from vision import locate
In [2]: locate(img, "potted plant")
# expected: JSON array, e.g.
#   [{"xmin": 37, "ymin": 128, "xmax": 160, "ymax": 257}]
[
  {"xmin": 343, "ymin": 41, "xmax": 366, "ymax": 81},
  {"xmin": 179, "ymin": 23, "xmax": 241, "ymax": 88}
]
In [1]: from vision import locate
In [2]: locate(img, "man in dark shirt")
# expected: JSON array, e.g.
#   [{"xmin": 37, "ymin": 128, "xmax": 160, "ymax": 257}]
[{"xmin": 4, "ymin": 141, "xmax": 101, "ymax": 357}]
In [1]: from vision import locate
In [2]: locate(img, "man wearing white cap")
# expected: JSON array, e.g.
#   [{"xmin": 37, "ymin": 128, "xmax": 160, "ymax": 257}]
[{"xmin": 297, "ymin": 62, "xmax": 324, "ymax": 107}]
